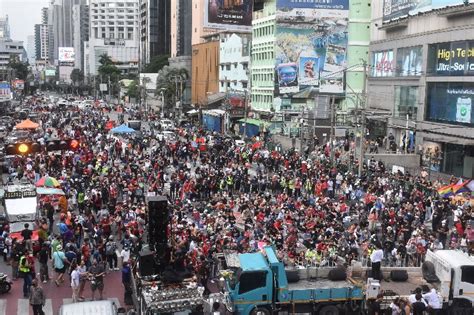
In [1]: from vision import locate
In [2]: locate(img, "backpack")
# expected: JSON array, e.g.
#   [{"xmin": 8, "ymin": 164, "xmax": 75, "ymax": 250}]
[{"xmin": 106, "ymin": 242, "xmax": 116, "ymax": 256}]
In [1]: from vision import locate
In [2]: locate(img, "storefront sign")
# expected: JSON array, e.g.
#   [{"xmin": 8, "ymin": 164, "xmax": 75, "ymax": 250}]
[
  {"xmin": 427, "ymin": 82, "xmax": 474, "ymax": 126},
  {"xmin": 204, "ymin": 0, "xmax": 253, "ymax": 30},
  {"xmin": 372, "ymin": 50, "xmax": 394, "ymax": 77},
  {"xmin": 430, "ymin": 41, "xmax": 474, "ymax": 76},
  {"xmin": 383, "ymin": 0, "xmax": 474, "ymax": 22}
]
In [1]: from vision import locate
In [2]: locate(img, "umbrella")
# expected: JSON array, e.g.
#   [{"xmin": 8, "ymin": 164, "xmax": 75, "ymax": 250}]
[
  {"xmin": 35, "ymin": 176, "xmax": 61, "ymax": 188},
  {"xmin": 110, "ymin": 124, "xmax": 136, "ymax": 134},
  {"xmin": 36, "ymin": 187, "xmax": 65, "ymax": 195},
  {"xmin": 15, "ymin": 119, "xmax": 39, "ymax": 129}
]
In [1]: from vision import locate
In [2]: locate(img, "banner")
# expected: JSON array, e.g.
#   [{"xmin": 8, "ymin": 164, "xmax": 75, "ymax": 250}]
[
  {"xmin": 427, "ymin": 82, "xmax": 474, "ymax": 126},
  {"xmin": 0, "ymin": 82, "xmax": 11, "ymax": 100},
  {"xmin": 371, "ymin": 50, "xmax": 394, "ymax": 77},
  {"xmin": 383, "ymin": 0, "xmax": 474, "ymax": 22},
  {"xmin": 275, "ymin": 0, "xmax": 349, "ymax": 95},
  {"xmin": 429, "ymin": 41, "xmax": 474, "ymax": 76},
  {"xmin": 205, "ymin": 0, "xmax": 253, "ymax": 30},
  {"xmin": 58, "ymin": 47, "xmax": 75, "ymax": 62}
]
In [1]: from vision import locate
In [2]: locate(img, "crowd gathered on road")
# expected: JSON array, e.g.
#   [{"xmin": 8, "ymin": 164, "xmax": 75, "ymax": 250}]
[{"xmin": 0, "ymin": 94, "xmax": 473, "ymax": 314}]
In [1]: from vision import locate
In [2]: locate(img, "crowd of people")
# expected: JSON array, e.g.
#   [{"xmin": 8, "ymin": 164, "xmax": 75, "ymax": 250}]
[{"xmin": 0, "ymin": 95, "xmax": 473, "ymax": 314}]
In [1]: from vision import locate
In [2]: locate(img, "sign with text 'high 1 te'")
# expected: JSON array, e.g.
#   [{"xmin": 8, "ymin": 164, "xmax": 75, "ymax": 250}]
[{"xmin": 429, "ymin": 41, "xmax": 474, "ymax": 76}]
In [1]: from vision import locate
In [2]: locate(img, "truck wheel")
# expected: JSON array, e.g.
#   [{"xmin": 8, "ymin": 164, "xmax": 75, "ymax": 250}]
[
  {"xmin": 250, "ymin": 307, "xmax": 271, "ymax": 315},
  {"xmin": 319, "ymin": 305, "xmax": 339, "ymax": 315}
]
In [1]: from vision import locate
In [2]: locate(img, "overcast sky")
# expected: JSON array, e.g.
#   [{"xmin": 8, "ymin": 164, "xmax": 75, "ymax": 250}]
[{"xmin": 0, "ymin": 0, "xmax": 51, "ymax": 44}]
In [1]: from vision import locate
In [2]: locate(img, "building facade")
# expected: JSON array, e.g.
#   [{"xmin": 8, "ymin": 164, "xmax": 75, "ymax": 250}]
[
  {"xmin": 0, "ymin": 16, "xmax": 10, "ymax": 39},
  {"xmin": 191, "ymin": 39, "xmax": 219, "ymax": 105},
  {"xmin": 0, "ymin": 39, "xmax": 26, "ymax": 78},
  {"xmin": 140, "ymin": 0, "xmax": 171, "ymax": 67},
  {"xmin": 72, "ymin": 3, "xmax": 89, "ymax": 71},
  {"xmin": 219, "ymin": 32, "xmax": 251, "ymax": 93},
  {"xmin": 34, "ymin": 24, "xmax": 54, "ymax": 63},
  {"xmin": 85, "ymin": 0, "xmax": 140, "ymax": 76},
  {"xmin": 369, "ymin": 1, "xmax": 474, "ymax": 177},
  {"xmin": 250, "ymin": 0, "xmax": 276, "ymax": 113}
]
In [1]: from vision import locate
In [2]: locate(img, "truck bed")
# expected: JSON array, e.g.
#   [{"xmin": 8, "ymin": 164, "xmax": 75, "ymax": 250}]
[{"xmin": 379, "ymin": 276, "xmax": 427, "ymax": 296}]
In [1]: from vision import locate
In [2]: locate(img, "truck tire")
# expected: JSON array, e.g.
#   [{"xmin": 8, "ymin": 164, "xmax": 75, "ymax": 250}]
[
  {"xmin": 422, "ymin": 261, "xmax": 440, "ymax": 283},
  {"xmin": 286, "ymin": 269, "xmax": 300, "ymax": 283},
  {"xmin": 319, "ymin": 305, "xmax": 339, "ymax": 315},
  {"xmin": 328, "ymin": 268, "xmax": 347, "ymax": 281},
  {"xmin": 390, "ymin": 270, "xmax": 408, "ymax": 282},
  {"xmin": 250, "ymin": 307, "xmax": 271, "ymax": 315}
]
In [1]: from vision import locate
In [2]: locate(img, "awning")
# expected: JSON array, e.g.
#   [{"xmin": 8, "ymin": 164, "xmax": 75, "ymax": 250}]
[
  {"xmin": 15, "ymin": 119, "xmax": 39, "ymax": 129},
  {"xmin": 237, "ymin": 118, "xmax": 270, "ymax": 127},
  {"xmin": 37, "ymin": 187, "xmax": 65, "ymax": 195}
]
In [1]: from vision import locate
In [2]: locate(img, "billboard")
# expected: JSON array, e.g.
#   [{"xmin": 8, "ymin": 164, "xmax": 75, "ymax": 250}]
[
  {"xmin": 205, "ymin": 0, "xmax": 253, "ymax": 30},
  {"xmin": 0, "ymin": 82, "xmax": 11, "ymax": 100},
  {"xmin": 396, "ymin": 46, "xmax": 422, "ymax": 76},
  {"xmin": 428, "ymin": 41, "xmax": 474, "ymax": 76},
  {"xmin": 427, "ymin": 82, "xmax": 474, "ymax": 126},
  {"xmin": 275, "ymin": 0, "xmax": 349, "ymax": 95},
  {"xmin": 371, "ymin": 50, "xmax": 394, "ymax": 77},
  {"xmin": 12, "ymin": 80, "xmax": 24, "ymax": 90},
  {"xmin": 58, "ymin": 47, "xmax": 75, "ymax": 62},
  {"xmin": 383, "ymin": 0, "xmax": 474, "ymax": 22}
]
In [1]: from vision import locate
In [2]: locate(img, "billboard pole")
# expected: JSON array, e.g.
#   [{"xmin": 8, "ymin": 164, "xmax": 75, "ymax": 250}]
[{"xmin": 358, "ymin": 61, "xmax": 368, "ymax": 177}]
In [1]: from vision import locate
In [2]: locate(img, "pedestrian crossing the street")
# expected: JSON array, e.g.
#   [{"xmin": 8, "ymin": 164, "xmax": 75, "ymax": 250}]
[{"xmin": 0, "ymin": 298, "xmax": 121, "ymax": 315}]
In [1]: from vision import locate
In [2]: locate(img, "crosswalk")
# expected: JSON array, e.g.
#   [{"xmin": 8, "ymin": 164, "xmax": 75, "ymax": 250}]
[{"xmin": 0, "ymin": 297, "xmax": 121, "ymax": 315}]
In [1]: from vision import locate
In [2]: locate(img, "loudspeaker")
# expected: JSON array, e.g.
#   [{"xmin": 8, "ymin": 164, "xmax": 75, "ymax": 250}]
[
  {"xmin": 147, "ymin": 196, "xmax": 169, "ymax": 251},
  {"xmin": 390, "ymin": 270, "xmax": 408, "ymax": 282},
  {"xmin": 139, "ymin": 251, "xmax": 156, "ymax": 277},
  {"xmin": 328, "ymin": 267, "xmax": 347, "ymax": 281}
]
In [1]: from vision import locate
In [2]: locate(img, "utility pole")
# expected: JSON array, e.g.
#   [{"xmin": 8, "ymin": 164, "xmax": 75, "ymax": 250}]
[
  {"xmin": 358, "ymin": 61, "xmax": 368, "ymax": 177},
  {"xmin": 329, "ymin": 95, "xmax": 336, "ymax": 164},
  {"xmin": 243, "ymin": 89, "xmax": 248, "ymax": 139},
  {"xmin": 108, "ymin": 75, "xmax": 111, "ymax": 102}
]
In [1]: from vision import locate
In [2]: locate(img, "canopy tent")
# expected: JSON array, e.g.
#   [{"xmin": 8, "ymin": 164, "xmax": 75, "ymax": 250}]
[
  {"xmin": 15, "ymin": 119, "xmax": 39, "ymax": 130},
  {"xmin": 110, "ymin": 124, "xmax": 136, "ymax": 134}
]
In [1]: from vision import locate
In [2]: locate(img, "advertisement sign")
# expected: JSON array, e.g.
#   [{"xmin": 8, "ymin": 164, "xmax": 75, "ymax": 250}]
[
  {"xmin": 427, "ymin": 82, "xmax": 474, "ymax": 126},
  {"xmin": 397, "ymin": 46, "xmax": 422, "ymax": 76},
  {"xmin": 277, "ymin": 63, "xmax": 299, "ymax": 94},
  {"xmin": 227, "ymin": 91, "xmax": 246, "ymax": 108},
  {"xmin": 429, "ymin": 41, "xmax": 474, "ymax": 76},
  {"xmin": 275, "ymin": 0, "xmax": 349, "ymax": 95},
  {"xmin": 58, "ymin": 47, "xmax": 75, "ymax": 62},
  {"xmin": 371, "ymin": 50, "xmax": 394, "ymax": 77},
  {"xmin": 0, "ymin": 82, "xmax": 11, "ymax": 100},
  {"xmin": 13, "ymin": 80, "xmax": 25, "ymax": 90},
  {"xmin": 45, "ymin": 69, "xmax": 56, "ymax": 76},
  {"xmin": 383, "ymin": 0, "xmax": 474, "ymax": 22},
  {"xmin": 205, "ymin": 0, "xmax": 253, "ymax": 30}
]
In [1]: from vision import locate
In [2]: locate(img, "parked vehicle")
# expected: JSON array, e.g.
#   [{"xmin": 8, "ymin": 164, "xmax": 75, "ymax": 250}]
[
  {"xmin": 0, "ymin": 273, "xmax": 12, "ymax": 294},
  {"xmin": 58, "ymin": 300, "xmax": 126, "ymax": 315}
]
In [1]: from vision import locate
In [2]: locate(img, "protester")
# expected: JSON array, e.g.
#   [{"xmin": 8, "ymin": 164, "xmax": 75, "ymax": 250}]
[
  {"xmin": 19, "ymin": 249, "xmax": 33, "ymax": 298},
  {"xmin": 52, "ymin": 245, "xmax": 67, "ymax": 286},
  {"xmin": 29, "ymin": 279, "xmax": 46, "ymax": 315},
  {"xmin": 88, "ymin": 259, "xmax": 105, "ymax": 301},
  {"xmin": 121, "ymin": 261, "xmax": 133, "ymax": 308},
  {"xmin": 70, "ymin": 262, "xmax": 81, "ymax": 303}
]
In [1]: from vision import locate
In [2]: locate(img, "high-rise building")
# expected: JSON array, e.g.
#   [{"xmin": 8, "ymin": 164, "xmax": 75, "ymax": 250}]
[
  {"xmin": 170, "ymin": 0, "xmax": 192, "ymax": 58},
  {"xmin": 26, "ymin": 35, "xmax": 36, "ymax": 65},
  {"xmin": 85, "ymin": 0, "xmax": 140, "ymax": 76},
  {"xmin": 0, "ymin": 40, "xmax": 26, "ymax": 80},
  {"xmin": 0, "ymin": 15, "xmax": 11, "ymax": 39},
  {"xmin": 34, "ymin": 23, "xmax": 54, "ymax": 63},
  {"xmin": 72, "ymin": 3, "xmax": 89, "ymax": 71},
  {"xmin": 139, "ymin": 0, "xmax": 171, "ymax": 67}
]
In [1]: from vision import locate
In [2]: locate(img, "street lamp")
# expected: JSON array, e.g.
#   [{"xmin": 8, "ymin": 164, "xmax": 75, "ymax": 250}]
[{"xmin": 160, "ymin": 88, "xmax": 165, "ymax": 118}]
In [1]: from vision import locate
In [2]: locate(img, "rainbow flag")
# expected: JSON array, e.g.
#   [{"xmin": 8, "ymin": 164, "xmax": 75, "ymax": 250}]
[
  {"xmin": 453, "ymin": 179, "xmax": 470, "ymax": 195},
  {"xmin": 437, "ymin": 184, "xmax": 454, "ymax": 198}
]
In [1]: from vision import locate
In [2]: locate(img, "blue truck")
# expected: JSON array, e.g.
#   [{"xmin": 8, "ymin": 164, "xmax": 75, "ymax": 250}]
[{"xmin": 219, "ymin": 246, "xmax": 364, "ymax": 315}]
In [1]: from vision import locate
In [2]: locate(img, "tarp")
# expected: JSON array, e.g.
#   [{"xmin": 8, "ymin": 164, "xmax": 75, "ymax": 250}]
[
  {"xmin": 110, "ymin": 124, "xmax": 136, "ymax": 134},
  {"xmin": 36, "ymin": 187, "xmax": 65, "ymax": 195},
  {"xmin": 15, "ymin": 119, "xmax": 39, "ymax": 129}
]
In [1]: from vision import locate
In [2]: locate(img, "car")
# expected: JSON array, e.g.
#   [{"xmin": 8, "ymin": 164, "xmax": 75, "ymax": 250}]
[
  {"xmin": 160, "ymin": 119, "xmax": 174, "ymax": 130},
  {"xmin": 235, "ymin": 139, "xmax": 246, "ymax": 148},
  {"xmin": 162, "ymin": 131, "xmax": 177, "ymax": 141},
  {"xmin": 57, "ymin": 99, "xmax": 69, "ymax": 106},
  {"xmin": 58, "ymin": 300, "xmax": 126, "ymax": 315}
]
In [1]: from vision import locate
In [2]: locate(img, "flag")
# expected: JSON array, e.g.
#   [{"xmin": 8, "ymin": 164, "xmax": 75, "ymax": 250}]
[
  {"xmin": 453, "ymin": 179, "xmax": 470, "ymax": 195},
  {"xmin": 437, "ymin": 184, "xmax": 454, "ymax": 198},
  {"xmin": 467, "ymin": 180, "xmax": 474, "ymax": 192}
]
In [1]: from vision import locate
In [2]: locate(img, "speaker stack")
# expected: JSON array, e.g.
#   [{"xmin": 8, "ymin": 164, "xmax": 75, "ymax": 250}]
[{"xmin": 146, "ymin": 196, "xmax": 170, "ymax": 273}]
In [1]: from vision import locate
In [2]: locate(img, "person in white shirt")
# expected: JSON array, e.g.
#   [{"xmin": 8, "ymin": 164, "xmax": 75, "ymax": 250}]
[
  {"xmin": 370, "ymin": 242, "xmax": 384, "ymax": 281},
  {"xmin": 70, "ymin": 263, "xmax": 81, "ymax": 303},
  {"xmin": 422, "ymin": 285, "xmax": 442, "ymax": 312},
  {"xmin": 120, "ymin": 246, "xmax": 131, "ymax": 264}
]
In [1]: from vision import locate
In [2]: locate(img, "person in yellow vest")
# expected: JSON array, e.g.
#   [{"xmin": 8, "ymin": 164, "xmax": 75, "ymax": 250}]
[{"xmin": 19, "ymin": 250, "xmax": 33, "ymax": 298}]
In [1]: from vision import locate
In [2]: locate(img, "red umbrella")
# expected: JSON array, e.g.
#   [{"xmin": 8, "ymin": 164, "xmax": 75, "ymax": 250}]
[{"xmin": 251, "ymin": 141, "xmax": 263, "ymax": 150}]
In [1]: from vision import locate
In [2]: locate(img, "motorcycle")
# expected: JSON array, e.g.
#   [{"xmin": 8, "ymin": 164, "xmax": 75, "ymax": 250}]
[{"xmin": 0, "ymin": 273, "xmax": 12, "ymax": 294}]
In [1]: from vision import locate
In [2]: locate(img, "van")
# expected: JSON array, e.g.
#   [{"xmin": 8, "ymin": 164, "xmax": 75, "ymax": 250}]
[{"xmin": 58, "ymin": 300, "xmax": 126, "ymax": 315}]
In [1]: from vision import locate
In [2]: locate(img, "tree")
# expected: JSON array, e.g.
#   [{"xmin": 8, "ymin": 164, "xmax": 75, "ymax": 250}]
[
  {"xmin": 125, "ymin": 80, "xmax": 140, "ymax": 99},
  {"xmin": 155, "ymin": 66, "xmax": 188, "ymax": 109},
  {"xmin": 97, "ymin": 54, "xmax": 121, "ymax": 96},
  {"xmin": 7, "ymin": 56, "xmax": 29, "ymax": 81},
  {"xmin": 70, "ymin": 69, "xmax": 84, "ymax": 86},
  {"xmin": 143, "ymin": 54, "xmax": 169, "ymax": 73}
]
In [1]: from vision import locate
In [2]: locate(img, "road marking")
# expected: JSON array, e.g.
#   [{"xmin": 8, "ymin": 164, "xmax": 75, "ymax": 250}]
[
  {"xmin": 17, "ymin": 299, "xmax": 29, "ymax": 315},
  {"xmin": 0, "ymin": 299, "xmax": 5, "ymax": 315},
  {"xmin": 44, "ymin": 299, "xmax": 53, "ymax": 315}
]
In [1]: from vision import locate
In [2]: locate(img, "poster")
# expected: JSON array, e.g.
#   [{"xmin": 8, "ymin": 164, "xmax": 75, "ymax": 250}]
[
  {"xmin": 58, "ymin": 47, "xmax": 75, "ymax": 62},
  {"xmin": 275, "ymin": 0, "xmax": 349, "ymax": 95},
  {"xmin": 372, "ymin": 50, "xmax": 394, "ymax": 77},
  {"xmin": 383, "ymin": 0, "xmax": 474, "ymax": 22},
  {"xmin": 0, "ymin": 82, "xmax": 11, "ymax": 100},
  {"xmin": 429, "ymin": 41, "xmax": 474, "ymax": 76},
  {"xmin": 276, "ymin": 63, "xmax": 299, "ymax": 94},
  {"xmin": 427, "ymin": 82, "xmax": 474, "ymax": 126},
  {"xmin": 205, "ymin": 0, "xmax": 253, "ymax": 30}
]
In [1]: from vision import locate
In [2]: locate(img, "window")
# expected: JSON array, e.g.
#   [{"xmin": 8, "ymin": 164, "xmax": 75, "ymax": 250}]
[
  {"xmin": 242, "ymin": 82, "xmax": 248, "ymax": 89},
  {"xmin": 396, "ymin": 46, "xmax": 422, "ymax": 76},
  {"xmin": 394, "ymin": 86, "xmax": 418, "ymax": 118},
  {"xmin": 238, "ymin": 271, "xmax": 267, "ymax": 294},
  {"xmin": 226, "ymin": 64, "xmax": 231, "ymax": 71}
]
